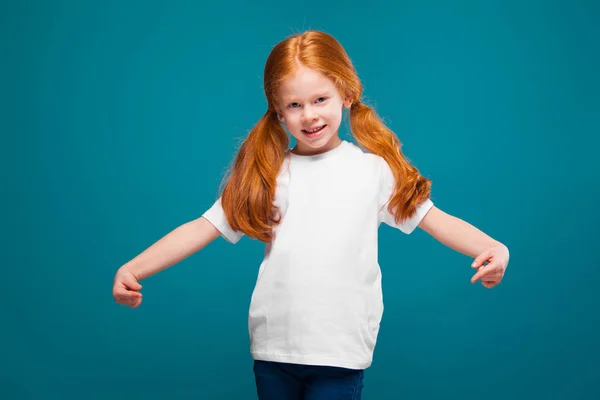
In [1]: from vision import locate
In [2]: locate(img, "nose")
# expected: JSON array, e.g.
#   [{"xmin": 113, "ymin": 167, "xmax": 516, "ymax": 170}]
[{"xmin": 301, "ymin": 106, "xmax": 318, "ymax": 123}]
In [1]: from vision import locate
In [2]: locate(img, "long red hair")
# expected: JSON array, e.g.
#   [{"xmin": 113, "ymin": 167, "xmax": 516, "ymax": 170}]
[{"xmin": 220, "ymin": 30, "xmax": 431, "ymax": 242}]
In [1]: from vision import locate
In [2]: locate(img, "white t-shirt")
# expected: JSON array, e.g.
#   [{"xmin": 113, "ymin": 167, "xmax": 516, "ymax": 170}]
[{"xmin": 202, "ymin": 140, "xmax": 433, "ymax": 370}]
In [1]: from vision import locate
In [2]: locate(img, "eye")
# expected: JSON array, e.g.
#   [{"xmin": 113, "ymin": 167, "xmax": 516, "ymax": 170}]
[
  {"xmin": 288, "ymin": 102, "xmax": 300, "ymax": 108},
  {"xmin": 316, "ymin": 97, "xmax": 328, "ymax": 103}
]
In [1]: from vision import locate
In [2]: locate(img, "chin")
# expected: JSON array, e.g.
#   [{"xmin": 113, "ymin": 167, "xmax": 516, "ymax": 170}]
[
  {"xmin": 302, "ymin": 138, "xmax": 328, "ymax": 148},
  {"xmin": 300, "ymin": 137, "xmax": 326, "ymax": 148},
  {"xmin": 293, "ymin": 134, "xmax": 338, "ymax": 154}
]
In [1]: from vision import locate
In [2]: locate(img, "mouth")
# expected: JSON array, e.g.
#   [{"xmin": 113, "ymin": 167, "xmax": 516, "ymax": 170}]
[{"xmin": 302, "ymin": 125, "xmax": 327, "ymax": 136}]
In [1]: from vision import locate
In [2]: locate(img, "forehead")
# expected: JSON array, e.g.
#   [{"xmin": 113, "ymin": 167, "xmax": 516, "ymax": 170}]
[{"xmin": 277, "ymin": 66, "xmax": 337, "ymax": 101}]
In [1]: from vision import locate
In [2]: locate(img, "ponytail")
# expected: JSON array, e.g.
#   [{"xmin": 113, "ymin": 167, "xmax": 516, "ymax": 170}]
[
  {"xmin": 220, "ymin": 109, "xmax": 289, "ymax": 242},
  {"xmin": 349, "ymin": 102, "xmax": 431, "ymax": 224}
]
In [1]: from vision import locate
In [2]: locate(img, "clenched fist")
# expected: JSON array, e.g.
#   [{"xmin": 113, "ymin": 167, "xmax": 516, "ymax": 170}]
[{"xmin": 113, "ymin": 268, "xmax": 143, "ymax": 308}]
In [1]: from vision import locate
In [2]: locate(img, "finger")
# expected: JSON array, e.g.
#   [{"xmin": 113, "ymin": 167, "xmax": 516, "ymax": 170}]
[
  {"xmin": 117, "ymin": 293, "xmax": 142, "ymax": 307},
  {"xmin": 472, "ymin": 248, "xmax": 493, "ymax": 269},
  {"xmin": 471, "ymin": 266, "xmax": 492, "ymax": 284},
  {"xmin": 482, "ymin": 277, "xmax": 502, "ymax": 286},
  {"xmin": 115, "ymin": 292, "xmax": 142, "ymax": 306},
  {"xmin": 484, "ymin": 264, "xmax": 504, "ymax": 280},
  {"xmin": 479, "ymin": 269, "xmax": 504, "ymax": 286},
  {"xmin": 116, "ymin": 296, "xmax": 130, "ymax": 306},
  {"xmin": 482, "ymin": 280, "xmax": 496, "ymax": 289},
  {"xmin": 130, "ymin": 296, "xmax": 143, "ymax": 308},
  {"xmin": 483, "ymin": 275, "xmax": 502, "ymax": 286},
  {"xmin": 122, "ymin": 275, "xmax": 142, "ymax": 291},
  {"xmin": 115, "ymin": 287, "xmax": 142, "ymax": 298}
]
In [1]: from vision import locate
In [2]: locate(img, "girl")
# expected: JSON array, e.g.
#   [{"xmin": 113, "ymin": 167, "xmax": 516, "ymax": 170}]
[{"xmin": 112, "ymin": 30, "xmax": 510, "ymax": 400}]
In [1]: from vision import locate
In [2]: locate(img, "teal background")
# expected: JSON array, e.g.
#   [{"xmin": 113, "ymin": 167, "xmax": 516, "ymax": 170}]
[{"xmin": 2, "ymin": 0, "xmax": 599, "ymax": 399}]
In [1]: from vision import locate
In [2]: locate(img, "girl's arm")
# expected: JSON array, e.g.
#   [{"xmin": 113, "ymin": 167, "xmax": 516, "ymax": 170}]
[
  {"xmin": 418, "ymin": 206, "xmax": 509, "ymax": 287},
  {"xmin": 118, "ymin": 216, "xmax": 221, "ymax": 281},
  {"xmin": 418, "ymin": 206, "xmax": 503, "ymax": 258}
]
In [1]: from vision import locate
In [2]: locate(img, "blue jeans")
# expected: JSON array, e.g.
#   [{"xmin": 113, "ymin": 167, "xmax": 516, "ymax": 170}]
[{"xmin": 253, "ymin": 360, "xmax": 365, "ymax": 400}]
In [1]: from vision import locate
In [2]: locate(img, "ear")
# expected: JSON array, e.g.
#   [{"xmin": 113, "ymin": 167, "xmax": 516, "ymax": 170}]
[
  {"xmin": 343, "ymin": 97, "xmax": 353, "ymax": 109},
  {"xmin": 274, "ymin": 107, "xmax": 286, "ymax": 123}
]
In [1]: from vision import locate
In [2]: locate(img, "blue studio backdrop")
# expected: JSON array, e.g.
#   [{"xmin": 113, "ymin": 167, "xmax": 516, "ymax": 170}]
[{"xmin": 2, "ymin": 1, "xmax": 599, "ymax": 399}]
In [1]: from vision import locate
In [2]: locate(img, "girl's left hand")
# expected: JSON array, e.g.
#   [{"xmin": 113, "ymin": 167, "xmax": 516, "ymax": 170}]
[{"xmin": 470, "ymin": 244, "xmax": 510, "ymax": 288}]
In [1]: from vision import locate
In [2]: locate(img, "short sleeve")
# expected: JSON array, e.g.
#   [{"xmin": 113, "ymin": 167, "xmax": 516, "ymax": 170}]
[
  {"xmin": 201, "ymin": 197, "xmax": 244, "ymax": 244},
  {"xmin": 378, "ymin": 158, "xmax": 434, "ymax": 234}
]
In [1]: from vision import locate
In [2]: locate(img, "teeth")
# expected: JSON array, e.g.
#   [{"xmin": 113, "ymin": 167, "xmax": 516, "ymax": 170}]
[{"xmin": 306, "ymin": 126, "xmax": 323, "ymax": 133}]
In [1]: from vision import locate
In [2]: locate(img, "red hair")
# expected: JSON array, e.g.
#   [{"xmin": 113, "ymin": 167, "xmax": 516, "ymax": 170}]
[{"xmin": 220, "ymin": 30, "xmax": 431, "ymax": 242}]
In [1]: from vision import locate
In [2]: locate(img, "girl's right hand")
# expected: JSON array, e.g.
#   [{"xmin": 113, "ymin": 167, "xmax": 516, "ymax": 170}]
[{"xmin": 112, "ymin": 268, "xmax": 143, "ymax": 308}]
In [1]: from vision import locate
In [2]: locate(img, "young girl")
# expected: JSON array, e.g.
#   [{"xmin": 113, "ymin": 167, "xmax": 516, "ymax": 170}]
[{"xmin": 112, "ymin": 30, "xmax": 510, "ymax": 399}]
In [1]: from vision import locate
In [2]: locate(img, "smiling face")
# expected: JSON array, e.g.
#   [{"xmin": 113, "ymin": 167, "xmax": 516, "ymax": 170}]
[{"xmin": 276, "ymin": 65, "xmax": 352, "ymax": 156}]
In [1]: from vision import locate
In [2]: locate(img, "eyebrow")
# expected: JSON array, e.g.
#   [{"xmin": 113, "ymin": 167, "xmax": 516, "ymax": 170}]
[{"xmin": 282, "ymin": 92, "xmax": 330, "ymax": 103}]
